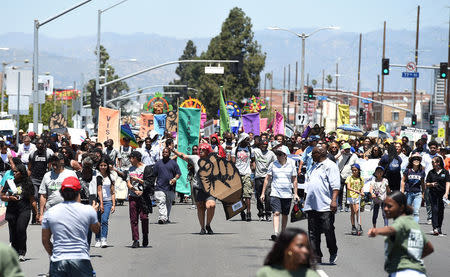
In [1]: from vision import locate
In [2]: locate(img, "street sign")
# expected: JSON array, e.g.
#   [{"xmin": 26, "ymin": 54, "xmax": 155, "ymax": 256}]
[
  {"xmin": 406, "ymin": 62, "xmax": 416, "ymax": 72},
  {"xmin": 379, "ymin": 125, "xmax": 386, "ymax": 132},
  {"xmin": 5, "ymin": 69, "xmax": 33, "ymax": 96},
  {"xmin": 438, "ymin": 128, "xmax": 445, "ymax": 138},
  {"xmin": 317, "ymin": 96, "xmax": 328, "ymax": 100},
  {"xmin": 402, "ymin": 72, "xmax": 419, "ymax": 78},
  {"xmin": 204, "ymin": 66, "xmax": 224, "ymax": 74},
  {"xmin": 8, "ymin": 95, "xmax": 30, "ymax": 115},
  {"xmin": 296, "ymin": 113, "xmax": 308, "ymax": 125},
  {"xmin": 441, "ymin": 115, "xmax": 449, "ymax": 122}
]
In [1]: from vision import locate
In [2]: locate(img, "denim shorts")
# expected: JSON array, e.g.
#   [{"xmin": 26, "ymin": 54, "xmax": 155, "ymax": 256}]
[{"xmin": 270, "ymin": 197, "xmax": 292, "ymax": 215}]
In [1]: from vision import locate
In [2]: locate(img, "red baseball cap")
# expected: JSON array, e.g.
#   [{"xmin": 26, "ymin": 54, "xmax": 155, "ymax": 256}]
[{"xmin": 61, "ymin": 176, "xmax": 81, "ymax": 192}]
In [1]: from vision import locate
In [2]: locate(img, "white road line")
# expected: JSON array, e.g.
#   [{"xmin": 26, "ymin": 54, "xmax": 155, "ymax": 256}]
[{"xmin": 317, "ymin": 269, "xmax": 329, "ymax": 277}]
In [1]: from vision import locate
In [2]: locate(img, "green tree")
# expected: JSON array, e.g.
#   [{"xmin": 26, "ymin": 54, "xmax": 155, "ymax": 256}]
[
  {"xmin": 326, "ymin": 75, "xmax": 333, "ymax": 88},
  {"xmin": 171, "ymin": 8, "xmax": 266, "ymax": 116},
  {"xmin": 85, "ymin": 45, "xmax": 129, "ymax": 107},
  {"xmin": 19, "ymin": 98, "xmax": 75, "ymax": 130}
]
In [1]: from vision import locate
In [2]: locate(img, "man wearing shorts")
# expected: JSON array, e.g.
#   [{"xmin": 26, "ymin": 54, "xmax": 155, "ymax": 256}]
[{"xmin": 232, "ymin": 133, "xmax": 255, "ymax": 221}]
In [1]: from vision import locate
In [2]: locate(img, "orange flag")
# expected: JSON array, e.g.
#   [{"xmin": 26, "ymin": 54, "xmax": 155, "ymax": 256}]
[
  {"xmin": 139, "ymin": 113, "xmax": 154, "ymax": 139},
  {"xmin": 98, "ymin": 107, "xmax": 120, "ymax": 148}
]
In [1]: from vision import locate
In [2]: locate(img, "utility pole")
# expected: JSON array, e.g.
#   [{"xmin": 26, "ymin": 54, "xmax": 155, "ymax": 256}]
[
  {"xmin": 263, "ymin": 73, "xmax": 267, "ymax": 99},
  {"xmin": 377, "ymin": 74, "xmax": 381, "ymax": 125},
  {"xmin": 412, "ymin": 5, "xmax": 420, "ymax": 117},
  {"xmin": 288, "ymin": 64, "xmax": 291, "ymax": 124},
  {"xmin": 320, "ymin": 69, "xmax": 324, "ymax": 125},
  {"xmin": 357, "ymin": 33, "xmax": 362, "ymax": 126},
  {"xmin": 446, "ymin": 7, "xmax": 450, "ymax": 144},
  {"xmin": 381, "ymin": 21, "xmax": 386, "ymax": 124},
  {"xmin": 270, "ymin": 71, "xmax": 273, "ymax": 111},
  {"xmin": 294, "ymin": 62, "xmax": 298, "ymax": 128}
]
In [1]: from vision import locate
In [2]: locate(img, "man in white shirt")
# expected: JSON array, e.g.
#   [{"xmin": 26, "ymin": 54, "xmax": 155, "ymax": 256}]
[
  {"xmin": 139, "ymin": 131, "xmax": 161, "ymax": 166},
  {"xmin": 304, "ymin": 146, "xmax": 340, "ymax": 265},
  {"xmin": 17, "ymin": 136, "xmax": 36, "ymax": 165}
]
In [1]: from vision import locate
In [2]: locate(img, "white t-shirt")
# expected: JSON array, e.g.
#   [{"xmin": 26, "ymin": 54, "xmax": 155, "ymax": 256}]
[
  {"xmin": 231, "ymin": 146, "xmax": 254, "ymax": 176},
  {"xmin": 39, "ymin": 169, "xmax": 78, "ymax": 209},
  {"xmin": 268, "ymin": 159, "xmax": 297, "ymax": 199},
  {"xmin": 42, "ymin": 201, "xmax": 97, "ymax": 262},
  {"xmin": 18, "ymin": 143, "xmax": 36, "ymax": 164},
  {"xmin": 96, "ymin": 171, "xmax": 114, "ymax": 201},
  {"xmin": 253, "ymin": 148, "xmax": 276, "ymax": 179}
]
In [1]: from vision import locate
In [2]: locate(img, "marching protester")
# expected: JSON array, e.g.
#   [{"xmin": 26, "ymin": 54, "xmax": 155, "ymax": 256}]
[
  {"xmin": 41, "ymin": 176, "xmax": 100, "ymax": 276},
  {"xmin": 379, "ymin": 144, "xmax": 402, "ymax": 191},
  {"xmin": 254, "ymin": 140, "xmax": 276, "ymax": 221},
  {"xmin": 337, "ymin": 143, "xmax": 358, "ymax": 212},
  {"xmin": 425, "ymin": 156, "xmax": 450, "ymax": 235},
  {"xmin": 1, "ymin": 161, "xmax": 38, "ymax": 262},
  {"xmin": 126, "ymin": 151, "xmax": 149, "ymax": 248},
  {"xmin": 260, "ymin": 147, "xmax": 299, "ymax": 241},
  {"xmin": 94, "ymin": 157, "xmax": 116, "ymax": 248},
  {"xmin": 369, "ymin": 166, "xmax": 390, "ymax": 228},
  {"xmin": 153, "ymin": 148, "xmax": 181, "ymax": 224},
  {"xmin": 368, "ymin": 191, "xmax": 434, "ymax": 277},
  {"xmin": 172, "ymin": 144, "xmax": 216, "ymax": 234},
  {"xmin": 210, "ymin": 133, "xmax": 226, "ymax": 158},
  {"xmin": 232, "ymin": 132, "xmax": 255, "ymax": 221},
  {"xmin": 103, "ymin": 139, "xmax": 119, "ymax": 167},
  {"xmin": 17, "ymin": 136, "xmax": 36, "ymax": 166},
  {"xmin": 257, "ymin": 228, "xmax": 319, "ymax": 277},
  {"xmin": 38, "ymin": 153, "xmax": 77, "ymax": 223},
  {"xmin": 345, "ymin": 164, "xmax": 365, "ymax": 235},
  {"xmin": 400, "ymin": 154, "xmax": 425, "ymax": 223},
  {"xmin": 140, "ymin": 131, "xmax": 161, "ymax": 166},
  {"xmin": 303, "ymin": 146, "xmax": 340, "ymax": 264}
]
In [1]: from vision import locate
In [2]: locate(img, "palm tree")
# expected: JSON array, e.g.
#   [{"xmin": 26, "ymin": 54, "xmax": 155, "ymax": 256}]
[{"xmin": 326, "ymin": 75, "xmax": 333, "ymax": 88}]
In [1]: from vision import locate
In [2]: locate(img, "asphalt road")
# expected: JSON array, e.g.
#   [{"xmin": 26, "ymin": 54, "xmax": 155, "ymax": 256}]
[{"xmin": 1, "ymin": 200, "xmax": 449, "ymax": 277}]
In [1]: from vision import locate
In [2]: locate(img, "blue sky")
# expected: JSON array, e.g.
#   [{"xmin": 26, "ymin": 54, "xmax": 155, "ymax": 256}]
[{"xmin": 1, "ymin": 0, "xmax": 448, "ymax": 39}]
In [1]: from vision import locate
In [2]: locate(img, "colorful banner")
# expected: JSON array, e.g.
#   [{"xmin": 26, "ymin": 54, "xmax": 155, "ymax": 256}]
[
  {"xmin": 200, "ymin": 113, "xmax": 207, "ymax": 129},
  {"xmin": 166, "ymin": 110, "xmax": 178, "ymax": 134},
  {"xmin": 120, "ymin": 124, "xmax": 139, "ymax": 148},
  {"xmin": 176, "ymin": 107, "xmax": 201, "ymax": 195},
  {"xmin": 154, "ymin": 114, "xmax": 167, "ymax": 136},
  {"xmin": 98, "ymin": 107, "xmax": 120, "ymax": 148},
  {"xmin": 273, "ymin": 111, "xmax": 285, "ymax": 135},
  {"xmin": 337, "ymin": 104, "xmax": 350, "ymax": 126},
  {"xmin": 260, "ymin": 118, "xmax": 268, "ymax": 133},
  {"xmin": 242, "ymin": 113, "xmax": 260, "ymax": 135},
  {"xmin": 67, "ymin": 128, "xmax": 86, "ymax": 145},
  {"xmin": 219, "ymin": 86, "xmax": 230, "ymax": 136},
  {"xmin": 139, "ymin": 113, "xmax": 154, "ymax": 138}
]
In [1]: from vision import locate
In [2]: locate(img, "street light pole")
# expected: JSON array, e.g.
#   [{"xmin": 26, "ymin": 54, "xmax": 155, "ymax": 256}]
[
  {"xmin": 267, "ymin": 26, "xmax": 340, "ymax": 116},
  {"xmin": 32, "ymin": 0, "xmax": 92, "ymax": 133}
]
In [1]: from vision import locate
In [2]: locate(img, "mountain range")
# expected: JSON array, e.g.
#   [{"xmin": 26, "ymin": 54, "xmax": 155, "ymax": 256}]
[{"xmin": 0, "ymin": 26, "xmax": 448, "ymax": 96}]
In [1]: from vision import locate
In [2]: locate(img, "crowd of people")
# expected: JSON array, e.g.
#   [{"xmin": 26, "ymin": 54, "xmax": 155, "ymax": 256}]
[{"xmin": 0, "ymin": 127, "xmax": 448, "ymax": 276}]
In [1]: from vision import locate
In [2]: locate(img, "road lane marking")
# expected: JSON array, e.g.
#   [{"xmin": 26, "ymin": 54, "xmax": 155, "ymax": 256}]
[{"xmin": 317, "ymin": 269, "xmax": 329, "ymax": 277}]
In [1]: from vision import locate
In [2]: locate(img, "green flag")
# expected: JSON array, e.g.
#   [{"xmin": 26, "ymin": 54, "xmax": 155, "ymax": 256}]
[
  {"xmin": 176, "ymin": 107, "xmax": 201, "ymax": 195},
  {"xmin": 219, "ymin": 86, "xmax": 230, "ymax": 136}
]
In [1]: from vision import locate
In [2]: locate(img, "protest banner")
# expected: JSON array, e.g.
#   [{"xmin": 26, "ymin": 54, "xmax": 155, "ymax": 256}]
[
  {"xmin": 139, "ymin": 113, "xmax": 154, "ymax": 138},
  {"xmin": 242, "ymin": 113, "xmax": 260, "ymax": 135},
  {"xmin": 67, "ymin": 128, "xmax": 87, "ymax": 145},
  {"xmin": 273, "ymin": 111, "xmax": 285, "ymax": 135},
  {"xmin": 98, "ymin": 107, "xmax": 120, "ymax": 148},
  {"xmin": 154, "ymin": 114, "xmax": 167, "ymax": 136},
  {"xmin": 176, "ymin": 107, "xmax": 201, "ymax": 194},
  {"xmin": 260, "ymin": 118, "xmax": 268, "ymax": 133},
  {"xmin": 120, "ymin": 124, "xmax": 139, "ymax": 148}
]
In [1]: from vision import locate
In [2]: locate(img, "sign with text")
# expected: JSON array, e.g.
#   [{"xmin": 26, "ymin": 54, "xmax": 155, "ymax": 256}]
[
  {"xmin": 139, "ymin": 113, "xmax": 154, "ymax": 139},
  {"xmin": 402, "ymin": 72, "xmax": 419, "ymax": 78},
  {"xmin": 98, "ymin": 107, "xmax": 120, "ymax": 148}
]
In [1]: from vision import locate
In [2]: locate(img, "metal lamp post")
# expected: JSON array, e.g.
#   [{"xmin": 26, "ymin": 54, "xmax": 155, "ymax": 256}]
[
  {"xmin": 33, "ymin": 0, "xmax": 92, "ymax": 133},
  {"xmin": 267, "ymin": 26, "xmax": 340, "ymax": 115}
]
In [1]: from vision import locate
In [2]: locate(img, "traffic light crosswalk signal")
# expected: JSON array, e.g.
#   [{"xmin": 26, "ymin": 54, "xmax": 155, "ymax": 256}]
[
  {"xmin": 307, "ymin": 87, "xmax": 314, "ymax": 100},
  {"xmin": 382, "ymin": 58, "xmax": 390, "ymax": 75},
  {"xmin": 429, "ymin": 114, "xmax": 435, "ymax": 125},
  {"xmin": 412, "ymin": 114, "xmax": 417, "ymax": 126},
  {"xmin": 440, "ymin": 62, "xmax": 448, "ymax": 79}
]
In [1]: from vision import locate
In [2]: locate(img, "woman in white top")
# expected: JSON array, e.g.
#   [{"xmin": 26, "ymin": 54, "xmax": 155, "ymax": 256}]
[
  {"xmin": 261, "ymin": 148, "xmax": 300, "ymax": 241},
  {"xmin": 95, "ymin": 156, "xmax": 116, "ymax": 248}
]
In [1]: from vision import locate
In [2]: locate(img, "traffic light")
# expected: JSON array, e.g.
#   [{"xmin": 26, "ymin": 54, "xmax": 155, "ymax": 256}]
[
  {"xmin": 439, "ymin": 62, "xmax": 448, "ymax": 79},
  {"xmin": 307, "ymin": 87, "xmax": 314, "ymax": 100},
  {"xmin": 412, "ymin": 114, "xmax": 417, "ymax": 126},
  {"xmin": 382, "ymin": 58, "xmax": 390, "ymax": 75},
  {"xmin": 429, "ymin": 114, "xmax": 435, "ymax": 125},
  {"xmin": 90, "ymin": 89, "xmax": 103, "ymax": 109},
  {"xmin": 289, "ymin": 91, "xmax": 294, "ymax": 102}
]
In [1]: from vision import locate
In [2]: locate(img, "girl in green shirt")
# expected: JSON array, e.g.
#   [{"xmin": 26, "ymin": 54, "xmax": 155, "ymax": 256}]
[
  {"xmin": 368, "ymin": 191, "xmax": 434, "ymax": 276},
  {"xmin": 257, "ymin": 228, "xmax": 319, "ymax": 277}
]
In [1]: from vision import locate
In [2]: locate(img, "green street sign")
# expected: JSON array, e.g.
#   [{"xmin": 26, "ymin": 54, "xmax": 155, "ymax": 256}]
[{"xmin": 442, "ymin": 115, "xmax": 449, "ymax": 122}]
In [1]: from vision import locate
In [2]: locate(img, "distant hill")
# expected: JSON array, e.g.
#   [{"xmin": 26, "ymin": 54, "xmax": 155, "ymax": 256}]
[{"xmin": 0, "ymin": 26, "xmax": 447, "ymax": 94}]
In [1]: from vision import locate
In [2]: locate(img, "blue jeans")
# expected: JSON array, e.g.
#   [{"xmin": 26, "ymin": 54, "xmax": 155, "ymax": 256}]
[
  {"xmin": 50, "ymin": 259, "xmax": 94, "ymax": 277},
  {"xmin": 406, "ymin": 192, "xmax": 422, "ymax": 223},
  {"xmin": 96, "ymin": 200, "xmax": 112, "ymax": 239}
]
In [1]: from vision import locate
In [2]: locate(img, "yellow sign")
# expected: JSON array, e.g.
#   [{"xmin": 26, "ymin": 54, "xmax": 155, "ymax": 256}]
[
  {"xmin": 438, "ymin": 128, "xmax": 445, "ymax": 138},
  {"xmin": 337, "ymin": 104, "xmax": 350, "ymax": 126},
  {"xmin": 379, "ymin": 125, "xmax": 386, "ymax": 132}
]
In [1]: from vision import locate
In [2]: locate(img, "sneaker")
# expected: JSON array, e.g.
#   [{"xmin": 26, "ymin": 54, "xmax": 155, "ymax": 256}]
[
  {"xmin": 265, "ymin": 215, "xmax": 272, "ymax": 222},
  {"xmin": 205, "ymin": 225, "xmax": 214, "ymax": 235},
  {"xmin": 433, "ymin": 229, "xmax": 439, "ymax": 236},
  {"xmin": 246, "ymin": 212, "xmax": 252, "ymax": 222},
  {"xmin": 359, "ymin": 226, "xmax": 363, "ymax": 234},
  {"xmin": 240, "ymin": 211, "xmax": 246, "ymax": 221},
  {"xmin": 190, "ymin": 205, "xmax": 196, "ymax": 210},
  {"xmin": 427, "ymin": 219, "xmax": 432, "ymax": 225},
  {"xmin": 270, "ymin": 234, "xmax": 277, "ymax": 241},
  {"xmin": 344, "ymin": 206, "xmax": 349, "ymax": 212},
  {"xmin": 18, "ymin": 255, "xmax": 25, "ymax": 262},
  {"xmin": 351, "ymin": 226, "xmax": 357, "ymax": 235},
  {"xmin": 142, "ymin": 235, "xmax": 149, "ymax": 247},
  {"xmin": 101, "ymin": 239, "xmax": 108, "ymax": 248},
  {"xmin": 438, "ymin": 228, "xmax": 442, "ymax": 235},
  {"xmin": 158, "ymin": 219, "xmax": 165, "ymax": 224},
  {"xmin": 131, "ymin": 240, "xmax": 139, "ymax": 248},
  {"xmin": 259, "ymin": 216, "xmax": 265, "ymax": 221},
  {"xmin": 94, "ymin": 240, "xmax": 101, "ymax": 248},
  {"xmin": 329, "ymin": 253, "xmax": 338, "ymax": 264},
  {"xmin": 199, "ymin": 228, "xmax": 206, "ymax": 235}
]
